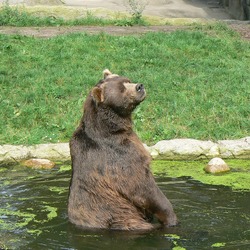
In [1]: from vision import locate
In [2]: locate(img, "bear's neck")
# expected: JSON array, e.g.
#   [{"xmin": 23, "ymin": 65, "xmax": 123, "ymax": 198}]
[{"xmin": 83, "ymin": 103, "xmax": 133, "ymax": 138}]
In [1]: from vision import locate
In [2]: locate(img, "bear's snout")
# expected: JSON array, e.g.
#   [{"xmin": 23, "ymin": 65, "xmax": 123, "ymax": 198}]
[
  {"xmin": 136, "ymin": 84, "xmax": 144, "ymax": 92},
  {"xmin": 135, "ymin": 83, "xmax": 146, "ymax": 102}
]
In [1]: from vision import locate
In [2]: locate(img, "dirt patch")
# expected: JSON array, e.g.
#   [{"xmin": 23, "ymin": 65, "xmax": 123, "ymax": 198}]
[
  {"xmin": 0, "ymin": 23, "xmax": 250, "ymax": 39},
  {"xmin": 0, "ymin": 25, "xmax": 190, "ymax": 38},
  {"xmin": 229, "ymin": 23, "xmax": 250, "ymax": 40}
]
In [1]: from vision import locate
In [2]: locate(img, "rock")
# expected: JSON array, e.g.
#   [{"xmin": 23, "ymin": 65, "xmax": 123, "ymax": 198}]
[
  {"xmin": 218, "ymin": 137, "xmax": 250, "ymax": 159},
  {"xmin": 151, "ymin": 139, "xmax": 219, "ymax": 160},
  {"xmin": 0, "ymin": 143, "xmax": 70, "ymax": 165},
  {"xmin": 143, "ymin": 143, "xmax": 159, "ymax": 159},
  {"xmin": 0, "ymin": 145, "xmax": 30, "ymax": 164},
  {"xmin": 29, "ymin": 143, "xmax": 70, "ymax": 161},
  {"xmin": 0, "ymin": 138, "xmax": 249, "ymax": 164},
  {"xmin": 23, "ymin": 158, "xmax": 56, "ymax": 169},
  {"xmin": 204, "ymin": 157, "xmax": 230, "ymax": 174}
]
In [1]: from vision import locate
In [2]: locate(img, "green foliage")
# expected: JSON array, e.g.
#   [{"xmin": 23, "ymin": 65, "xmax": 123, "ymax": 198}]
[
  {"xmin": 0, "ymin": 2, "xmax": 64, "ymax": 26},
  {"xmin": 0, "ymin": 28, "xmax": 249, "ymax": 145},
  {"xmin": 115, "ymin": 15, "xmax": 148, "ymax": 26}
]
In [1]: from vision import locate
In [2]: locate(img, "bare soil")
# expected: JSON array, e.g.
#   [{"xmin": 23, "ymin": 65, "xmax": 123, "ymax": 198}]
[
  {"xmin": 0, "ymin": 23, "xmax": 249, "ymax": 40},
  {"xmin": 229, "ymin": 23, "xmax": 250, "ymax": 40}
]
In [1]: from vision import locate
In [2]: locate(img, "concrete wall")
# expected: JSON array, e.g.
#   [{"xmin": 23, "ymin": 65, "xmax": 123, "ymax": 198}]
[{"xmin": 220, "ymin": 0, "xmax": 250, "ymax": 20}]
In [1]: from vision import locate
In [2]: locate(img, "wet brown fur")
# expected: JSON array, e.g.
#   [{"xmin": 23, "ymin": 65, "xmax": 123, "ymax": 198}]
[{"xmin": 68, "ymin": 70, "xmax": 177, "ymax": 230}]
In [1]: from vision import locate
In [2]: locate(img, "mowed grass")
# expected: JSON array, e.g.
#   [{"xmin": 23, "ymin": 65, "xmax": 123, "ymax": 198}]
[{"xmin": 0, "ymin": 25, "xmax": 249, "ymax": 145}]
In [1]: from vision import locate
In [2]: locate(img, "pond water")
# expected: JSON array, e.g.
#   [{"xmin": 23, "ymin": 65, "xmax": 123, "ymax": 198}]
[{"xmin": 0, "ymin": 164, "xmax": 250, "ymax": 250}]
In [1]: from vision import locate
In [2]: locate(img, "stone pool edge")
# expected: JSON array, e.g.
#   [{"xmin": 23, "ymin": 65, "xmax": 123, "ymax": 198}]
[{"xmin": 1, "ymin": 137, "xmax": 249, "ymax": 164}]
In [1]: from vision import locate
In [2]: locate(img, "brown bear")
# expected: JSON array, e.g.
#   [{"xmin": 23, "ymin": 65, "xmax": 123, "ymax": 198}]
[{"xmin": 68, "ymin": 69, "xmax": 178, "ymax": 230}]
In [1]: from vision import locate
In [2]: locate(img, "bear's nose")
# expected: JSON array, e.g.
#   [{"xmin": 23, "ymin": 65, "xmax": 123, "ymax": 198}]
[{"xmin": 136, "ymin": 84, "xmax": 144, "ymax": 92}]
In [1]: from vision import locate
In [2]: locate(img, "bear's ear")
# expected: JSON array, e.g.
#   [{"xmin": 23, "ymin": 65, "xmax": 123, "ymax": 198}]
[
  {"xmin": 103, "ymin": 69, "xmax": 112, "ymax": 79},
  {"xmin": 103, "ymin": 69, "xmax": 119, "ymax": 79},
  {"xmin": 91, "ymin": 87, "xmax": 104, "ymax": 104}
]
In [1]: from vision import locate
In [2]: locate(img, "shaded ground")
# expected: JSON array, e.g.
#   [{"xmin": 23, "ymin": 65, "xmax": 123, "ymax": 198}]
[{"xmin": 0, "ymin": 23, "xmax": 250, "ymax": 39}]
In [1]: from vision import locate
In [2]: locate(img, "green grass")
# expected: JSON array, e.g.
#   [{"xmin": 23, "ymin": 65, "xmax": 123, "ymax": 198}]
[
  {"xmin": 0, "ymin": 3, "xmax": 147, "ymax": 26},
  {"xmin": 0, "ymin": 26, "xmax": 249, "ymax": 145}
]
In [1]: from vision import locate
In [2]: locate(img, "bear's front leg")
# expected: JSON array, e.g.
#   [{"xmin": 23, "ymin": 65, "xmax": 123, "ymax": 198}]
[{"xmin": 149, "ymin": 185, "xmax": 178, "ymax": 227}]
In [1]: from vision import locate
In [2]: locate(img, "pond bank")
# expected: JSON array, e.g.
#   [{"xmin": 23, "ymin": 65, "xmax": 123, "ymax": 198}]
[
  {"xmin": 152, "ymin": 160, "xmax": 250, "ymax": 191},
  {"xmin": 0, "ymin": 137, "xmax": 249, "ymax": 165}
]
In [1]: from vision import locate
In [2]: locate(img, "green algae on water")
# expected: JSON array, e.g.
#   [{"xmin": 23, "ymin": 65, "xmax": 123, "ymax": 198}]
[
  {"xmin": 49, "ymin": 186, "xmax": 68, "ymax": 194},
  {"xmin": 172, "ymin": 246, "xmax": 186, "ymax": 250},
  {"xmin": 212, "ymin": 242, "xmax": 226, "ymax": 247},
  {"xmin": 58, "ymin": 165, "xmax": 71, "ymax": 172},
  {"xmin": 0, "ymin": 208, "xmax": 36, "ymax": 231},
  {"xmin": 164, "ymin": 234, "xmax": 181, "ymax": 240},
  {"xmin": 44, "ymin": 205, "xmax": 58, "ymax": 221},
  {"xmin": 164, "ymin": 234, "xmax": 186, "ymax": 250},
  {"xmin": 152, "ymin": 159, "xmax": 250, "ymax": 191},
  {"xmin": 27, "ymin": 229, "xmax": 43, "ymax": 236}
]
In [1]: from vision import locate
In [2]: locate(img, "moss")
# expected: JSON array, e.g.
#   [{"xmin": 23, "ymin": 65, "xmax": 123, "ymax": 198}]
[{"xmin": 152, "ymin": 160, "xmax": 250, "ymax": 191}]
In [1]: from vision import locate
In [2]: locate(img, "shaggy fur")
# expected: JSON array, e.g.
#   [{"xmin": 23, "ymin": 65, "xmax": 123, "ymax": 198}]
[{"xmin": 68, "ymin": 70, "xmax": 177, "ymax": 230}]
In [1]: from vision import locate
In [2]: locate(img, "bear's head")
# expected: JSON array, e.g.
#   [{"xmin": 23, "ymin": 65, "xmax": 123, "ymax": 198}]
[{"xmin": 91, "ymin": 69, "xmax": 146, "ymax": 117}]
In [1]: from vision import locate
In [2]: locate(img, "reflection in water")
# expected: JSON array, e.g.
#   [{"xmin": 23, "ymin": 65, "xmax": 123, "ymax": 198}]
[{"xmin": 0, "ymin": 165, "xmax": 249, "ymax": 249}]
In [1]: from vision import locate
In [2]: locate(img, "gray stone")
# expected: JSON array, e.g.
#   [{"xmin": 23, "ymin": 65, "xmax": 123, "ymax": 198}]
[
  {"xmin": 143, "ymin": 143, "xmax": 159, "ymax": 159},
  {"xmin": 204, "ymin": 157, "xmax": 230, "ymax": 174},
  {"xmin": 0, "ymin": 138, "xmax": 249, "ymax": 164},
  {"xmin": 0, "ymin": 145, "xmax": 30, "ymax": 164},
  {"xmin": 218, "ymin": 137, "xmax": 250, "ymax": 159},
  {"xmin": 151, "ymin": 139, "xmax": 219, "ymax": 160},
  {"xmin": 29, "ymin": 143, "xmax": 70, "ymax": 161},
  {"xmin": 0, "ymin": 143, "xmax": 70, "ymax": 164}
]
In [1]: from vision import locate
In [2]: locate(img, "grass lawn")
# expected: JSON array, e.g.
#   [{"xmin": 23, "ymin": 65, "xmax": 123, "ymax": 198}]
[{"xmin": 0, "ymin": 24, "xmax": 249, "ymax": 145}]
